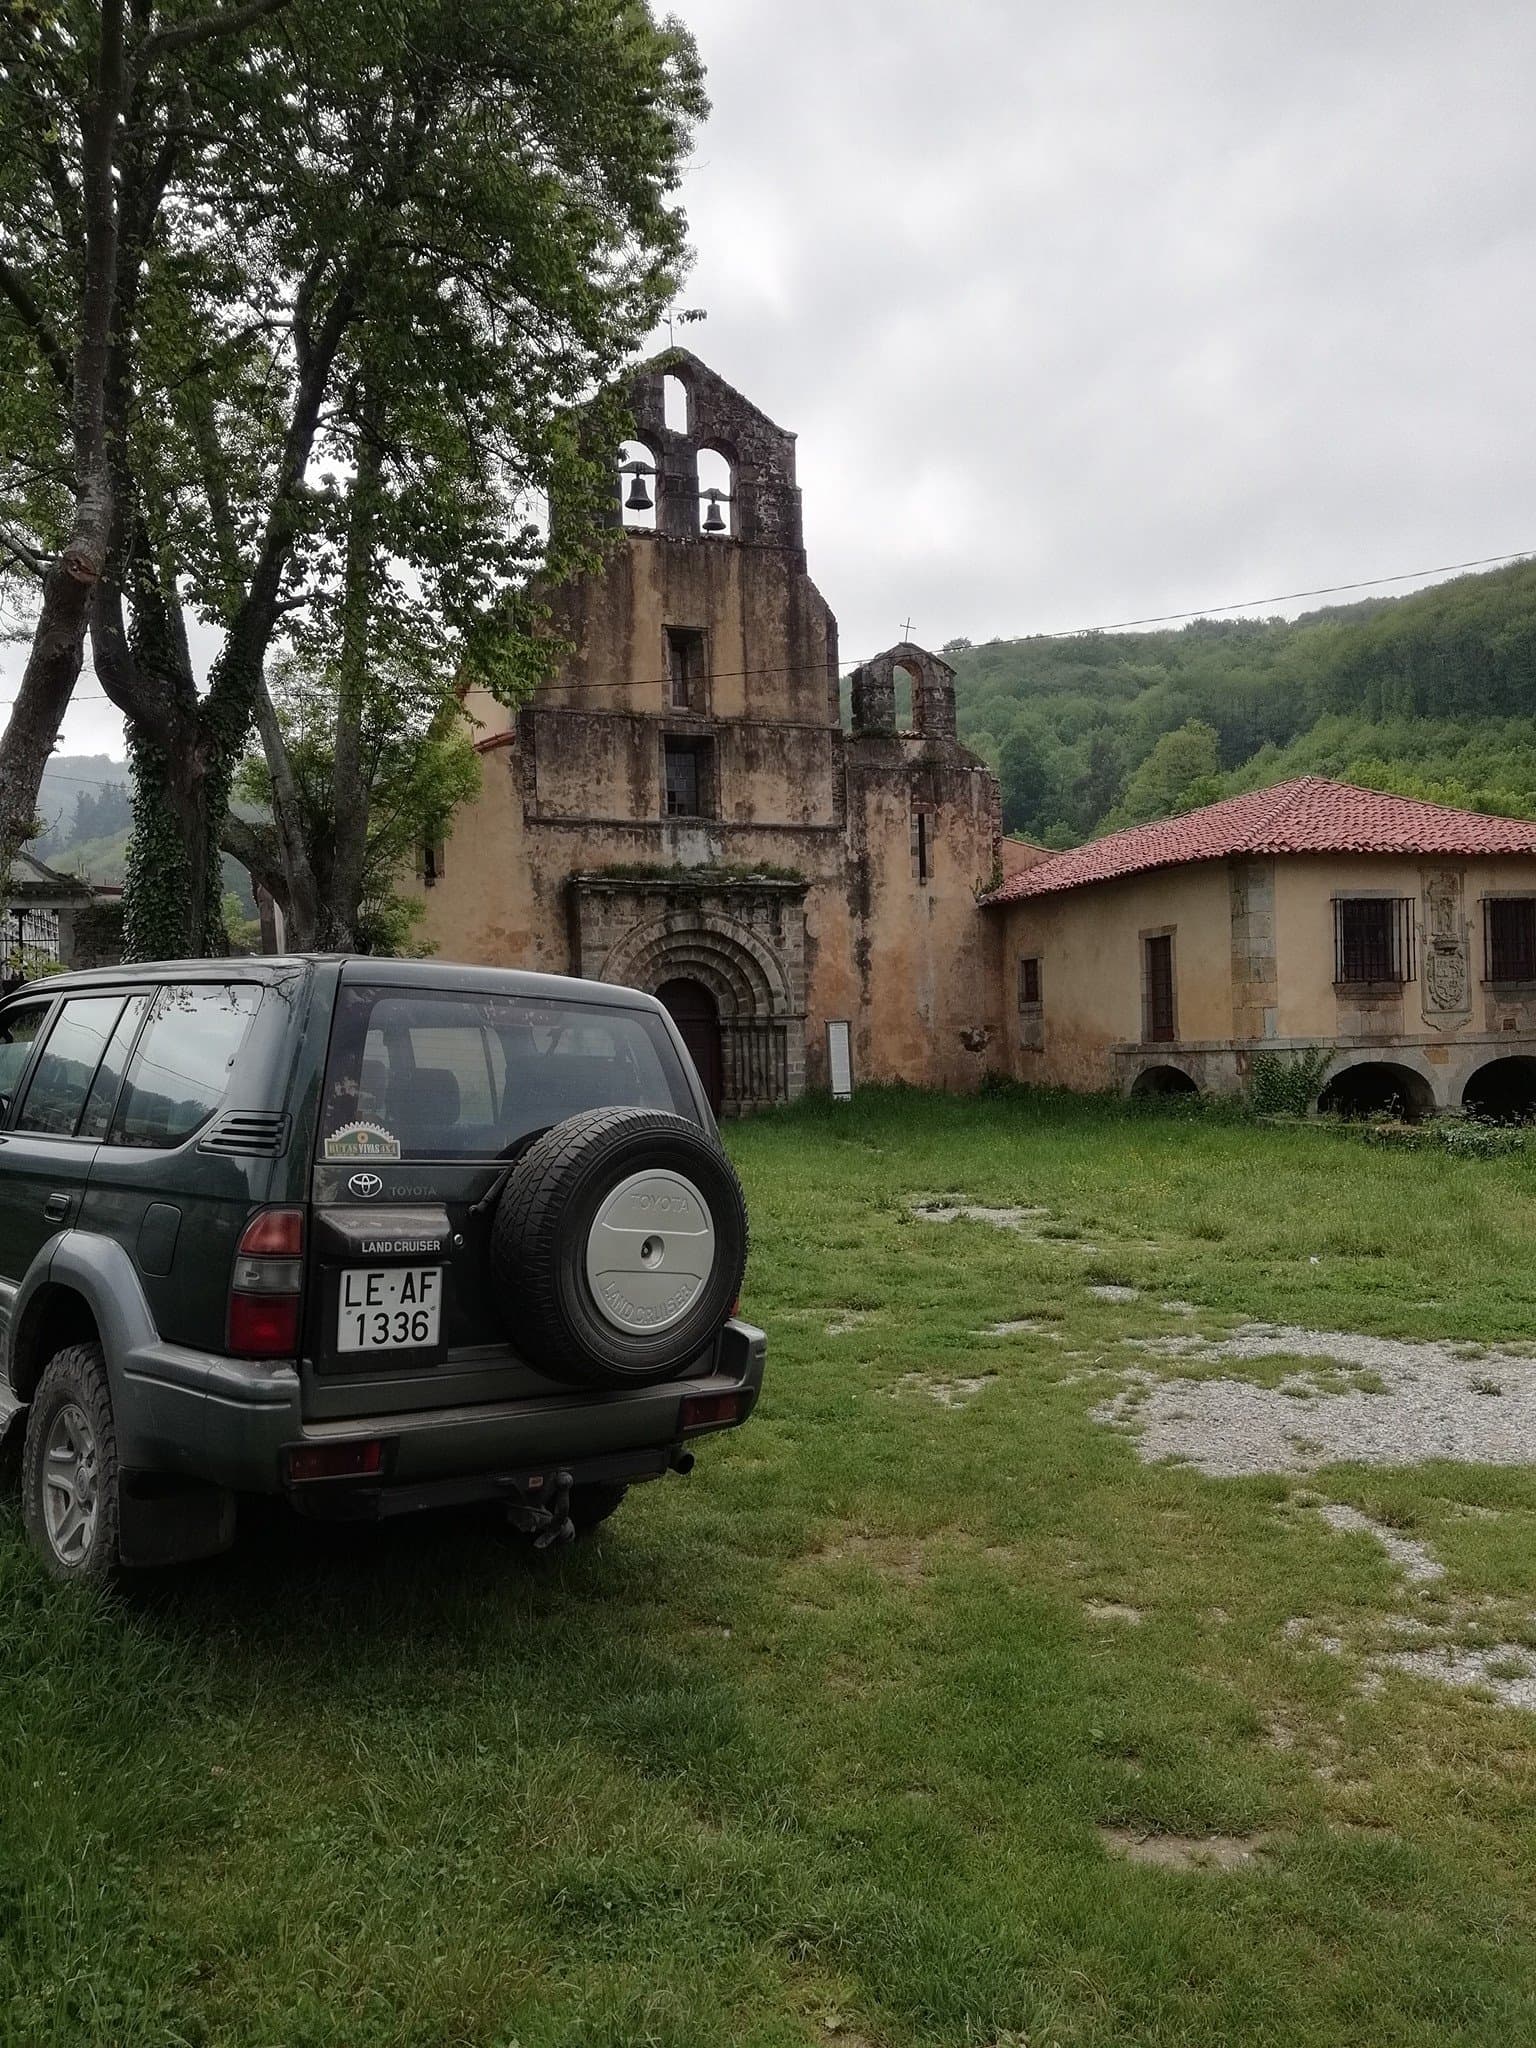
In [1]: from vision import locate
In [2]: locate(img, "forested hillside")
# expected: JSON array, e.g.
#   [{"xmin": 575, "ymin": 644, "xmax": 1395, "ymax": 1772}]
[
  {"xmin": 948, "ymin": 559, "xmax": 1536, "ymax": 845},
  {"xmin": 27, "ymin": 761, "xmax": 256, "ymax": 921}
]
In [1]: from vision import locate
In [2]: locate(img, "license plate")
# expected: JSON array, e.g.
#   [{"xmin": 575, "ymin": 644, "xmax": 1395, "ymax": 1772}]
[{"xmin": 337, "ymin": 1266, "xmax": 443, "ymax": 1353}]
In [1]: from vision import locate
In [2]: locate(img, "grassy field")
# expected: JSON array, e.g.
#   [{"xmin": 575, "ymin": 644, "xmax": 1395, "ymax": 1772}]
[{"xmin": 6, "ymin": 1088, "xmax": 1536, "ymax": 2046}]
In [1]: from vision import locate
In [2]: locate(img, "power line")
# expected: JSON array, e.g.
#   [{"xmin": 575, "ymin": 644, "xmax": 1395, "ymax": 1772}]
[
  {"xmin": 1037, "ymin": 549, "xmax": 1536, "ymax": 636},
  {"xmin": 5, "ymin": 543, "xmax": 1534, "ymax": 722}
]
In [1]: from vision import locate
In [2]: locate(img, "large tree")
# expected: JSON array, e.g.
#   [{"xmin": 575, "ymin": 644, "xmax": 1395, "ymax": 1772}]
[
  {"xmin": 2, "ymin": 0, "xmax": 703, "ymax": 953},
  {"xmin": 0, "ymin": 0, "xmax": 293, "ymax": 913}
]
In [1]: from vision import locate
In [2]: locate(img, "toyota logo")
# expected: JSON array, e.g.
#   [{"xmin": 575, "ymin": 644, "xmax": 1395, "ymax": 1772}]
[{"xmin": 349, "ymin": 1172, "xmax": 384, "ymax": 1200}]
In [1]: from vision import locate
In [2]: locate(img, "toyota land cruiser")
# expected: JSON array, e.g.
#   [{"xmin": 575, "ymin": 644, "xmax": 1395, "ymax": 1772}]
[{"xmin": 0, "ymin": 957, "xmax": 762, "ymax": 1580}]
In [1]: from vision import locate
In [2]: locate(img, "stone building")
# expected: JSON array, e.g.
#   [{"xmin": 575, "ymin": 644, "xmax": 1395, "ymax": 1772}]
[
  {"xmin": 986, "ymin": 776, "xmax": 1536, "ymax": 1116},
  {"xmin": 408, "ymin": 352, "xmax": 1003, "ymax": 1112},
  {"xmin": 2, "ymin": 853, "xmax": 121, "ymax": 996}
]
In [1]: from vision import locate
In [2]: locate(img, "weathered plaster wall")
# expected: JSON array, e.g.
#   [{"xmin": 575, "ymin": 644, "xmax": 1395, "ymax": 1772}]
[
  {"xmin": 404, "ymin": 357, "xmax": 1004, "ymax": 1102},
  {"xmin": 1268, "ymin": 854, "xmax": 1536, "ymax": 1042},
  {"xmin": 994, "ymin": 849, "xmax": 1536, "ymax": 1103},
  {"xmin": 993, "ymin": 863, "xmax": 1235, "ymax": 1092}
]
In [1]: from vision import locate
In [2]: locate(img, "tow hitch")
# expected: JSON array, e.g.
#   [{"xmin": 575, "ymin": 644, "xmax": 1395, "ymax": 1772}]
[{"xmin": 498, "ymin": 1468, "xmax": 574, "ymax": 1549}]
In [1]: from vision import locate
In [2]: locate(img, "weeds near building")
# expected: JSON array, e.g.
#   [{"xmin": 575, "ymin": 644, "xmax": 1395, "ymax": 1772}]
[{"xmin": 1247, "ymin": 1045, "xmax": 1336, "ymax": 1117}]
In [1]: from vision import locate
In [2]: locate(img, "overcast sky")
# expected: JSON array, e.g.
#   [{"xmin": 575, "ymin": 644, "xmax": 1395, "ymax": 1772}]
[{"xmin": 13, "ymin": 0, "xmax": 1536, "ymax": 761}]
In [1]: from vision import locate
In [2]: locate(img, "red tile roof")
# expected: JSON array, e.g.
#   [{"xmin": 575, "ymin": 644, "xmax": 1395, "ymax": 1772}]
[{"xmin": 985, "ymin": 777, "xmax": 1536, "ymax": 903}]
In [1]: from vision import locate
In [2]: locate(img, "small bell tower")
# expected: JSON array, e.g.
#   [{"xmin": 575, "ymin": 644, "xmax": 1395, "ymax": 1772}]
[{"xmin": 611, "ymin": 351, "xmax": 805, "ymax": 552}]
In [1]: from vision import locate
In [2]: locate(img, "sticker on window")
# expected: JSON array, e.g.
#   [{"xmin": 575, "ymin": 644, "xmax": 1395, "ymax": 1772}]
[{"xmin": 323, "ymin": 1121, "xmax": 402, "ymax": 1162}]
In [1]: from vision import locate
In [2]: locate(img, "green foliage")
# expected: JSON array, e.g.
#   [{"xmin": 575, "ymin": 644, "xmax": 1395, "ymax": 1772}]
[
  {"xmin": 233, "ymin": 650, "xmax": 483, "ymax": 952},
  {"xmin": 1106, "ymin": 718, "xmax": 1221, "ymax": 828},
  {"xmin": 221, "ymin": 891, "xmax": 262, "ymax": 955},
  {"xmin": 585, "ymin": 861, "xmax": 808, "ymax": 885},
  {"xmin": 1342, "ymin": 1115, "xmax": 1528, "ymax": 1158},
  {"xmin": 997, "ymin": 726, "xmax": 1050, "ymax": 834},
  {"xmin": 1247, "ymin": 1046, "xmax": 1337, "ymax": 1118},
  {"xmin": 951, "ymin": 560, "xmax": 1536, "ymax": 842},
  {"xmin": 2, "ymin": 0, "xmax": 708, "ymax": 954}
]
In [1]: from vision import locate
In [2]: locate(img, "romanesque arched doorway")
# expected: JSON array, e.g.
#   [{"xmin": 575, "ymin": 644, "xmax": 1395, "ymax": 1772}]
[
  {"xmin": 657, "ymin": 976, "xmax": 724, "ymax": 1114},
  {"xmin": 578, "ymin": 887, "xmax": 808, "ymax": 1115}
]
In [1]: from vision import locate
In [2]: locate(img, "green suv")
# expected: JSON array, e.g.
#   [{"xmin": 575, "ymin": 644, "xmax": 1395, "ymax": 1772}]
[{"xmin": 0, "ymin": 958, "xmax": 762, "ymax": 1580}]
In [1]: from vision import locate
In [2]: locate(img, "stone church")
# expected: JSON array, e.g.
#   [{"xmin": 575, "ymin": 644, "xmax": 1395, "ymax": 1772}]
[{"xmin": 408, "ymin": 350, "xmax": 1007, "ymax": 1113}]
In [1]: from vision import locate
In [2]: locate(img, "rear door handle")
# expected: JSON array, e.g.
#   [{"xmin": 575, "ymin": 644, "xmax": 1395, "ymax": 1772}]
[{"xmin": 43, "ymin": 1192, "xmax": 73, "ymax": 1222}]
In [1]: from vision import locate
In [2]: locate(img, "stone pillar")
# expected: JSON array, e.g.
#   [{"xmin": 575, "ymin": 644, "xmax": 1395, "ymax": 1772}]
[{"xmin": 850, "ymin": 662, "xmax": 896, "ymax": 735}]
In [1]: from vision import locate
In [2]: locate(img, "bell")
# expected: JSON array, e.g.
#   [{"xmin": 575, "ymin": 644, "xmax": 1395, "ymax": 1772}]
[
  {"xmin": 623, "ymin": 462, "xmax": 653, "ymax": 512},
  {"xmin": 702, "ymin": 488, "xmax": 727, "ymax": 534}
]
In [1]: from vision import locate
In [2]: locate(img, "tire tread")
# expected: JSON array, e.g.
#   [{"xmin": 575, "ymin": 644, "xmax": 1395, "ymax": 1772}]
[{"xmin": 21, "ymin": 1341, "xmax": 121, "ymax": 1585}]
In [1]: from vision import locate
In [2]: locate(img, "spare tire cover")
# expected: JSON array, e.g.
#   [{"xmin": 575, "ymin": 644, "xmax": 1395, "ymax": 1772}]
[{"xmin": 489, "ymin": 1106, "xmax": 748, "ymax": 1388}]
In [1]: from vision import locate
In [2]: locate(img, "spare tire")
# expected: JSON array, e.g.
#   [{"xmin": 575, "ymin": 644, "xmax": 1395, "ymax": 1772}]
[{"xmin": 490, "ymin": 1107, "xmax": 748, "ymax": 1388}]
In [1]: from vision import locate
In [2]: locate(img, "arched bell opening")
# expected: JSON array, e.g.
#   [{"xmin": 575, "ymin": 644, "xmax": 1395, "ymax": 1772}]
[
  {"xmin": 662, "ymin": 372, "xmax": 690, "ymax": 435},
  {"xmin": 892, "ymin": 659, "xmax": 921, "ymax": 733},
  {"xmin": 696, "ymin": 446, "xmax": 734, "ymax": 538},
  {"xmin": 618, "ymin": 440, "xmax": 658, "ymax": 531}
]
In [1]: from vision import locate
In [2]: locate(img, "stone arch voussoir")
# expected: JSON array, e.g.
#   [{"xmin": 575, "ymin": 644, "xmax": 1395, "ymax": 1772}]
[{"xmin": 599, "ymin": 908, "xmax": 795, "ymax": 1022}]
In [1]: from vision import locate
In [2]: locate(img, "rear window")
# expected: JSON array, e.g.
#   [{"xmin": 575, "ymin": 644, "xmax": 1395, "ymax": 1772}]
[{"xmin": 320, "ymin": 985, "xmax": 694, "ymax": 1162}]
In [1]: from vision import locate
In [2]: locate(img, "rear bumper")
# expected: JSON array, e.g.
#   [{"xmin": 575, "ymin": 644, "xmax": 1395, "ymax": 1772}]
[{"xmin": 138, "ymin": 1319, "xmax": 765, "ymax": 1498}]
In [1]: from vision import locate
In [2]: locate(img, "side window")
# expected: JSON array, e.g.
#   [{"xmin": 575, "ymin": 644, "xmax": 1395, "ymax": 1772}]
[
  {"xmin": 77, "ymin": 994, "xmax": 149, "ymax": 1140},
  {"xmin": 0, "ymin": 1001, "xmax": 50, "ymax": 1118},
  {"xmin": 110, "ymin": 984, "xmax": 261, "ymax": 1149},
  {"xmin": 15, "ymin": 996, "xmax": 126, "ymax": 1137}
]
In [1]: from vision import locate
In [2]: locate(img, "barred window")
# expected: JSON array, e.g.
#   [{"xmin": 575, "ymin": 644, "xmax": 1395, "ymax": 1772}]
[
  {"xmin": 663, "ymin": 736, "xmax": 714, "ymax": 817},
  {"xmin": 1334, "ymin": 898, "xmax": 1414, "ymax": 985},
  {"xmin": 1143, "ymin": 933, "xmax": 1176, "ymax": 1043},
  {"xmin": 1484, "ymin": 898, "xmax": 1536, "ymax": 984}
]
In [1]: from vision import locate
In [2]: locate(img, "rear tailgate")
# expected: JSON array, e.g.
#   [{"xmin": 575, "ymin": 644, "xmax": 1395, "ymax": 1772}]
[{"xmin": 301, "ymin": 978, "xmax": 706, "ymax": 1423}]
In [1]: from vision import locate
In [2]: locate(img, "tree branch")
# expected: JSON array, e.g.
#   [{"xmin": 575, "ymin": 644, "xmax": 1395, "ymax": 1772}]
[
  {"xmin": 139, "ymin": 0, "xmax": 292, "ymax": 62},
  {"xmin": 0, "ymin": 257, "xmax": 73, "ymax": 397},
  {"xmin": 0, "ymin": 528, "xmax": 52, "ymax": 580},
  {"xmin": 219, "ymin": 810, "xmax": 286, "ymax": 898}
]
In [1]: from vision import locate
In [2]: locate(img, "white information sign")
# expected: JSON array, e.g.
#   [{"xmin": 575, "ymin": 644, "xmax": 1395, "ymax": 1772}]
[{"xmin": 827, "ymin": 1019, "xmax": 853, "ymax": 1101}]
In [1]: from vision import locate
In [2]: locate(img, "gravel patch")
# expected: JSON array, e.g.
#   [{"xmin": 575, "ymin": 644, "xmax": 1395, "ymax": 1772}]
[
  {"xmin": 896, "ymin": 1371, "xmax": 996, "ymax": 1409},
  {"xmin": 1378, "ymin": 1643, "xmax": 1536, "ymax": 1710},
  {"xmin": 1315, "ymin": 1503, "xmax": 1445, "ymax": 1584},
  {"xmin": 975, "ymin": 1318, "xmax": 1060, "ymax": 1339},
  {"xmin": 1095, "ymin": 1323, "xmax": 1536, "ymax": 1476},
  {"xmin": 911, "ymin": 1199, "xmax": 1050, "ymax": 1232},
  {"xmin": 1287, "ymin": 1620, "xmax": 1536, "ymax": 1712},
  {"xmin": 1089, "ymin": 1284, "xmax": 1141, "ymax": 1304},
  {"xmin": 1098, "ymin": 1827, "xmax": 1274, "ymax": 1871}
]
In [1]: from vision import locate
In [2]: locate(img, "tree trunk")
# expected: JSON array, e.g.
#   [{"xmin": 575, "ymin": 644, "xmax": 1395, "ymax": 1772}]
[
  {"xmin": 121, "ymin": 721, "xmax": 229, "ymax": 960},
  {"xmin": 323, "ymin": 391, "xmax": 383, "ymax": 945},
  {"xmin": 0, "ymin": 0, "xmax": 127, "ymax": 913},
  {"xmin": 0, "ymin": 562, "xmax": 94, "ymax": 914}
]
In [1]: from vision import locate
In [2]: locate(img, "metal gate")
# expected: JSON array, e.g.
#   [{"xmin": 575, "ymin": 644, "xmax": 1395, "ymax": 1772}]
[{"xmin": 1, "ymin": 906, "xmax": 61, "ymax": 994}]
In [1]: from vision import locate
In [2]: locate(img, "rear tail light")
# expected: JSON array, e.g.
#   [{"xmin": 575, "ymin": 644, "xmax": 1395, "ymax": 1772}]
[
  {"xmin": 679, "ymin": 1389, "xmax": 745, "ymax": 1433},
  {"xmin": 286, "ymin": 1440, "xmax": 384, "ymax": 1483},
  {"xmin": 229, "ymin": 1206, "xmax": 305, "ymax": 1358}
]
